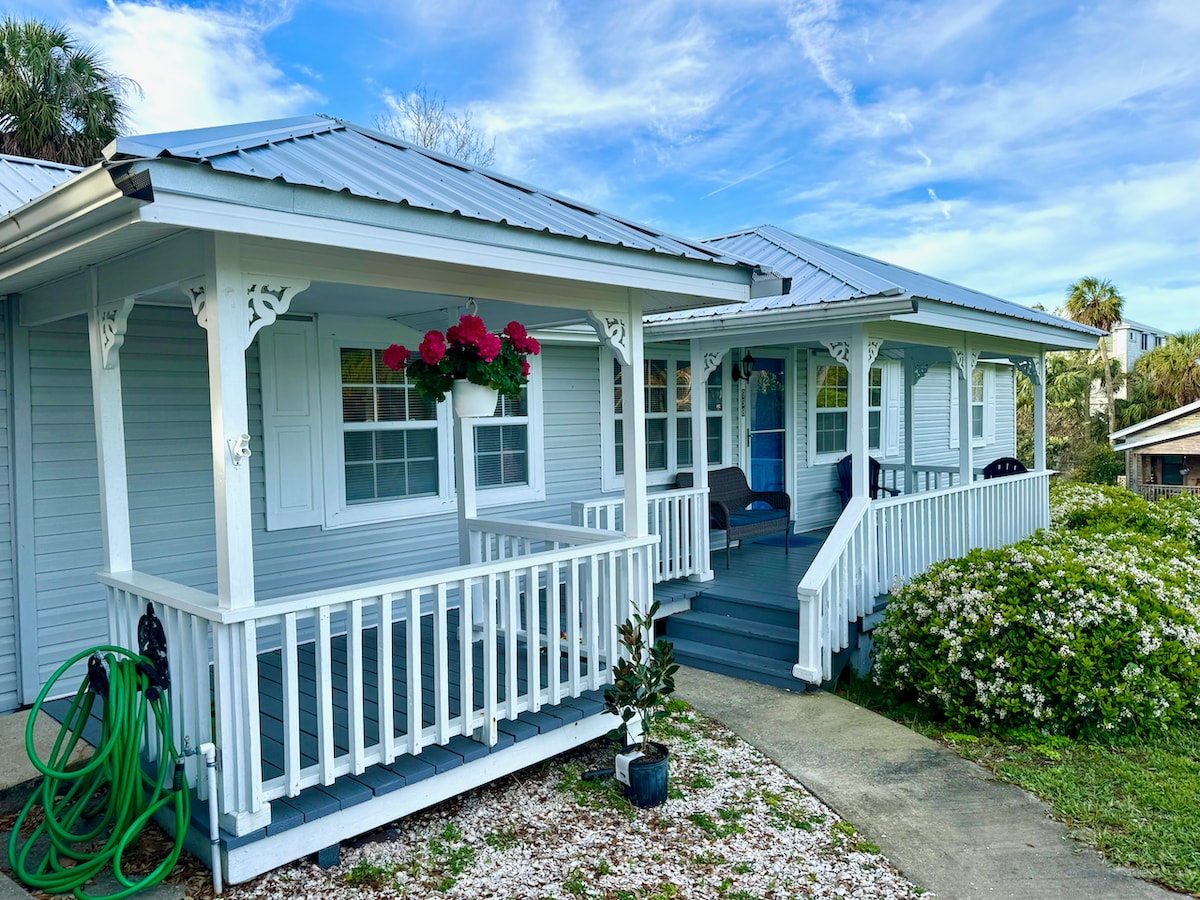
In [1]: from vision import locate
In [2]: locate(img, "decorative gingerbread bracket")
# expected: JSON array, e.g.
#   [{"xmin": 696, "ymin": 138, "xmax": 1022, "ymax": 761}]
[
  {"xmin": 98, "ymin": 298, "xmax": 135, "ymax": 369},
  {"xmin": 905, "ymin": 349, "xmax": 946, "ymax": 384},
  {"xmin": 586, "ymin": 312, "xmax": 632, "ymax": 367},
  {"xmin": 1013, "ymin": 356, "xmax": 1044, "ymax": 385},
  {"xmin": 182, "ymin": 277, "xmax": 311, "ymax": 349},
  {"xmin": 951, "ymin": 348, "xmax": 980, "ymax": 380},
  {"xmin": 821, "ymin": 337, "xmax": 883, "ymax": 368},
  {"xmin": 700, "ymin": 349, "xmax": 727, "ymax": 380}
]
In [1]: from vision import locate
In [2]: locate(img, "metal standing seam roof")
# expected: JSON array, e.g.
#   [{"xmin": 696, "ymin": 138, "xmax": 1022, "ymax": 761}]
[
  {"xmin": 649, "ymin": 224, "xmax": 1102, "ymax": 337},
  {"xmin": 0, "ymin": 154, "xmax": 82, "ymax": 217},
  {"xmin": 105, "ymin": 115, "xmax": 752, "ymax": 269}
]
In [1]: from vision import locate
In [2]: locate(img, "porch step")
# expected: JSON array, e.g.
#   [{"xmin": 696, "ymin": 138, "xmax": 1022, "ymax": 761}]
[
  {"xmin": 669, "ymin": 637, "xmax": 804, "ymax": 693},
  {"xmin": 689, "ymin": 590, "xmax": 798, "ymax": 631},
  {"xmin": 665, "ymin": 610, "xmax": 795, "ymax": 662},
  {"xmin": 861, "ymin": 594, "xmax": 891, "ymax": 632}
]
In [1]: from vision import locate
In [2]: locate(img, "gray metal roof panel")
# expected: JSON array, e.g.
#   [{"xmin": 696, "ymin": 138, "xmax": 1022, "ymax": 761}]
[
  {"xmin": 108, "ymin": 116, "xmax": 744, "ymax": 267},
  {"xmin": 0, "ymin": 154, "xmax": 82, "ymax": 216},
  {"xmin": 655, "ymin": 225, "xmax": 1101, "ymax": 335}
]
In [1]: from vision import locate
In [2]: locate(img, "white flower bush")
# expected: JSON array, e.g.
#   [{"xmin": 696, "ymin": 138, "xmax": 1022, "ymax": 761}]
[{"xmin": 874, "ymin": 482, "xmax": 1200, "ymax": 738}]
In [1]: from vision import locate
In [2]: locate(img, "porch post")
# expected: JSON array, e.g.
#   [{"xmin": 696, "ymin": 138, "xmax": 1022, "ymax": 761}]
[
  {"xmin": 846, "ymin": 329, "xmax": 870, "ymax": 499},
  {"xmin": 87, "ymin": 281, "xmax": 134, "ymax": 574},
  {"xmin": 1033, "ymin": 352, "xmax": 1047, "ymax": 472},
  {"xmin": 623, "ymin": 309, "xmax": 649, "ymax": 538},
  {"xmin": 454, "ymin": 413, "xmax": 478, "ymax": 565},
  {"xmin": 690, "ymin": 341, "xmax": 718, "ymax": 582},
  {"xmin": 903, "ymin": 353, "xmax": 917, "ymax": 493},
  {"xmin": 954, "ymin": 343, "xmax": 977, "ymax": 485}
]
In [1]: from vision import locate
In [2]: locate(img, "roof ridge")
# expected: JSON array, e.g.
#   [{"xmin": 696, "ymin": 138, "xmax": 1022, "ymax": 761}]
[{"xmin": 0, "ymin": 153, "xmax": 82, "ymax": 172}]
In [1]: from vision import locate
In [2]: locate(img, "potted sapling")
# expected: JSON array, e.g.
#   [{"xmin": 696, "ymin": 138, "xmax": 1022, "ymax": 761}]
[{"xmin": 602, "ymin": 600, "xmax": 679, "ymax": 808}]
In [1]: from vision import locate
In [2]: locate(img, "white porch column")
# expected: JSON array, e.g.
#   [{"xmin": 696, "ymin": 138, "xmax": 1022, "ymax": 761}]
[
  {"xmin": 690, "ymin": 341, "xmax": 721, "ymax": 582},
  {"xmin": 953, "ymin": 343, "xmax": 977, "ymax": 485},
  {"xmin": 454, "ymin": 413, "xmax": 478, "ymax": 565},
  {"xmin": 192, "ymin": 235, "xmax": 256, "ymax": 609},
  {"xmin": 87, "ymin": 283, "xmax": 134, "ymax": 574},
  {"xmin": 587, "ymin": 304, "xmax": 648, "ymax": 538},
  {"xmin": 902, "ymin": 353, "xmax": 917, "ymax": 494}
]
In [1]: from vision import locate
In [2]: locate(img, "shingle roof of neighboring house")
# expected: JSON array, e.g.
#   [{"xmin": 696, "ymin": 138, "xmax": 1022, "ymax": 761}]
[
  {"xmin": 0, "ymin": 154, "xmax": 81, "ymax": 216},
  {"xmin": 648, "ymin": 224, "xmax": 1101, "ymax": 335},
  {"xmin": 106, "ymin": 115, "xmax": 749, "ymax": 268}
]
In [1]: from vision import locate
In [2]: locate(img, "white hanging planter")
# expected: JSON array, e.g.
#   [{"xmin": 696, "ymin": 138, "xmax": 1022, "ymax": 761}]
[{"xmin": 452, "ymin": 381, "xmax": 499, "ymax": 417}]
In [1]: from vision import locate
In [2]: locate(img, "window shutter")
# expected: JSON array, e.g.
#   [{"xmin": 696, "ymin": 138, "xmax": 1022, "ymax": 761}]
[
  {"xmin": 260, "ymin": 319, "xmax": 324, "ymax": 530},
  {"xmin": 884, "ymin": 360, "xmax": 901, "ymax": 457},
  {"xmin": 949, "ymin": 365, "xmax": 959, "ymax": 450}
]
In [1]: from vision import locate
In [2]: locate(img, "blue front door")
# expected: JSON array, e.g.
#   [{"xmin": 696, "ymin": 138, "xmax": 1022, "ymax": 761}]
[{"xmin": 747, "ymin": 355, "xmax": 786, "ymax": 492}]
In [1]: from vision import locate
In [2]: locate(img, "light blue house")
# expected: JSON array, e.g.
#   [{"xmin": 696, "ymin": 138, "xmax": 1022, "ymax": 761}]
[{"xmin": 0, "ymin": 117, "xmax": 1098, "ymax": 882}]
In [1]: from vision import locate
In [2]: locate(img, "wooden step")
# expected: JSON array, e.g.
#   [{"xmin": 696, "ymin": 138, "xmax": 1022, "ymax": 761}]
[
  {"xmin": 669, "ymin": 637, "xmax": 805, "ymax": 693},
  {"xmin": 690, "ymin": 590, "xmax": 798, "ymax": 630},
  {"xmin": 665, "ymin": 610, "xmax": 796, "ymax": 661}
]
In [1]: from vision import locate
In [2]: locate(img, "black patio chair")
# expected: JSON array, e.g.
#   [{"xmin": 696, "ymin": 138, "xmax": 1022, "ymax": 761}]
[
  {"xmin": 982, "ymin": 456, "xmax": 1028, "ymax": 479},
  {"xmin": 835, "ymin": 455, "xmax": 900, "ymax": 509}
]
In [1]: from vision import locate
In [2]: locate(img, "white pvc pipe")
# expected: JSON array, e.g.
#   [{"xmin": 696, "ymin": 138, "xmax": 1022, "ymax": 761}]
[{"xmin": 199, "ymin": 743, "xmax": 222, "ymax": 895}]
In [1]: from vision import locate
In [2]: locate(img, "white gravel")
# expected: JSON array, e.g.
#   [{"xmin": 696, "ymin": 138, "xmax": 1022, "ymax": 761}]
[{"xmin": 229, "ymin": 705, "xmax": 923, "ymax": 899}]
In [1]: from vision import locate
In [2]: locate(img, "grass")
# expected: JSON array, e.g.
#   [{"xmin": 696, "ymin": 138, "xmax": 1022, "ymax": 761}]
[{"xmin": 841, "ymin": 677, "xmax": 1200, "ymax": 896}]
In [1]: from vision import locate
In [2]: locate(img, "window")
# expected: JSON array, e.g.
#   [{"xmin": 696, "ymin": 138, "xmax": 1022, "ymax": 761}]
[
  {"xmin": 340, "ymin": 348, "xmax": 439, "ymax": 503},
  {"xmin": 971, "ymin": 367, "xmax": 985, "ymax": 440},
  {"xmin": 260, "ymin": 316, "xmax": 544, "ymax": 531},
  {"xmin": 475, "ymin": 391, "xmax": 530, "ymax": 489},
  {"xmin": 808, "ymin": 356, "xmax": 886, "ymax": 461},
  {"xmin": 814, "ymin": 363, "xmax": 848, "ymax": 456},
  {"xmin": 1141, "ymin": 333, "xmax": 1150, "ymax": 351},
  {"xmin": 605, "ymin": 351, "xmax": 726, "ymax": 487}
]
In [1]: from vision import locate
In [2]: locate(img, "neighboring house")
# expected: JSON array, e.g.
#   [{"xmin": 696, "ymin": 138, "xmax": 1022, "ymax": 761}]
[
  {"xmin": 1090, "ymin": 316, "xmax": 1171, "ymax": 411},
  {"xmin": 1110, "ymin": 399, "xmax": 1200, "ymax": 499},
  {"xmin": 0, "ymin": 119, "xmax": 1099, "ymax": 883}
]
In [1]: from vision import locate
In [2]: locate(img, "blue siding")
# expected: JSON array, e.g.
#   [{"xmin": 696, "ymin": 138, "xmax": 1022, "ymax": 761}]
[{"xmin": 0, "ymin": 297, "xmax": 15, "ymax": 711}]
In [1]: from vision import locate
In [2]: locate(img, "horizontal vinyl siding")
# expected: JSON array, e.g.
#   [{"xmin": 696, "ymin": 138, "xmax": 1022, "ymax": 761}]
[
  {"xmin": 29, "ymin": 318, "xmax": 105, "ymax": 687},
  {"xmin": 0, "ymin": 298, "xmax": 15, "ymax": 712}
]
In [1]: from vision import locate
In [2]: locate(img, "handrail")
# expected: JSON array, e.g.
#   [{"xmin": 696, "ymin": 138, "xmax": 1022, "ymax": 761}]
[
  {"xmin": 794, "ymin": 496, "xmax": 874, "ymax": 683},
  {"xmin": 873, "ymin": 467, "xmax": 1047, "ymax": 506},
  {"xmin": 100, "ymin": 532, "xmax": 655, "ymax": 625}
]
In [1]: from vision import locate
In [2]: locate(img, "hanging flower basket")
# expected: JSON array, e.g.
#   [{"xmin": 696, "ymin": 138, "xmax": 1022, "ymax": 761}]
[
  {"xmin": 384, "ymin": 314, "xmax": 541, "ymax": 404},
  {"xmin": 452, "ymin": 381, "xmax": 500, "ymax": 417}
]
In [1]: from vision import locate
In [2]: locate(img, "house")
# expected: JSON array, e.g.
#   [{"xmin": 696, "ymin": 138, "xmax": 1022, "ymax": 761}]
[
  {"xmin": 1090, "ymin": 316, "xmax": 1171, "ymax": 412},
  {"xmin": 1110, "ymin": 399, "xmax": 1200, "ymax": 498},
  {"xmin": 0, "ymin": 117, "xmax": 1099, "ymax": 883},
  {"xmin": 573, "ymin": 224, "xmax": 1100, "ymax": 684}
]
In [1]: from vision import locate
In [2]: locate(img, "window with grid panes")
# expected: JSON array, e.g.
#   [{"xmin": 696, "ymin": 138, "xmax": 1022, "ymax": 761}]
[
  {"xmin": 340, "ymin": 348, "xmax": 438, "ymax": 502},
  {"xmin": 475, "ymin": 391, "xmax": 530, "ymax": 488},
  {"xmin": 971, "ymin": 367, "xmax": 985, "ymax": 440},
  {"xmin": 868, "ymin": 367, "xmax": 883, "ymax": 451},
  {"xmin": 814, "ymin": 363, "xmax": 849, "ymax": 456},
  {"xmin": 612, "ymin": 356, "xmax": 724, "ymax": 477},
  {"xmin": 675, "ymin": 361, "xmax": 725, "ymax": 467}
]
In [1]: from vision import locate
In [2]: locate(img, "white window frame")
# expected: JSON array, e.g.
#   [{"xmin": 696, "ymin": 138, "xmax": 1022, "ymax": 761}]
[
  {"xmin": 807, "ymin": 352, "xmax": 888, "ymax": 464},
  {"xmin": 950, "ymin": 362, "xmax": 995, "ymax": 450},
  {"xmin": 599, "ymin": 349, "xmax": 730, "ymax": 492},
  {"xmin": 300, "ymin": 317, "xmax": 544, "ymax": 530},
  {"xmin": 471, "ymin": 356, "xmax": 545, "ymax": 508}
]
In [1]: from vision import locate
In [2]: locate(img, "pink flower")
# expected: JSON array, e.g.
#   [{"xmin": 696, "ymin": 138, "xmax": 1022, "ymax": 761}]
[
  {"xmin": 383, "ymin": 344, "xmax": 411, "ymax": 370},
  {"xmin": 504, "ymin": 322, "xmax": 540, "ymax": 355},
  {"xmin": 478, "ymin": 332, "xmax": 502, "ymax": 363},
  {"xmin": 521, "ymin": 359, "xmax": 531, "ymax": 377},
  {"xmin": 419, "ymin": 330, "xmax": 447, "ymax": 365},
  {"xmin": 449, "ymin": 314, "xmax": 489, "ymax": 350}
]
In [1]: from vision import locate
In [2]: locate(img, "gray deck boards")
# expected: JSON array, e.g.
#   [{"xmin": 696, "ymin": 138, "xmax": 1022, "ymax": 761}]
[{"xmin": 699, "ymin": 530, "xmax": 827, "ymax": 603}]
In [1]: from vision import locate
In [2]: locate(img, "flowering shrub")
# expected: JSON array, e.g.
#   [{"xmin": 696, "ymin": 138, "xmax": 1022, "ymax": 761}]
[
  {"xmin": 385, "ymin": 315, "xmax": 540, "ymax": 403},
  {"xmin": 873, "ymin": 482, "xmax": 1200, "ymax": 739}
]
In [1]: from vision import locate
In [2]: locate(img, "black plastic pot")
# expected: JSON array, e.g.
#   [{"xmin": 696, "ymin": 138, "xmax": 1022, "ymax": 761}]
[{"xmin": 625, "ymin": 742, "xmax": 670, "ymax": 808}]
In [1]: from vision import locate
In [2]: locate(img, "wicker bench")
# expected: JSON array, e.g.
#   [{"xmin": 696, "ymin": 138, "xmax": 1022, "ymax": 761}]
[{"xmin": 678, "ymin": 467, "xmax": 791, "ymax": 569}]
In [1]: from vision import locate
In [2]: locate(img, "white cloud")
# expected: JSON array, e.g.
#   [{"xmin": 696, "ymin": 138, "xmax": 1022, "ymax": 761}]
[{"xmin": 68, "ymin": 1, "xmax": 321, "ymax": 134}]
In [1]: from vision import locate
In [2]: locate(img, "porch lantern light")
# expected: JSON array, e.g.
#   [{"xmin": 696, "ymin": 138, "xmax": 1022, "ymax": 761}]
[{"xmin": 731, "ymin": 351, "xmax": 755, "ymax": 382}]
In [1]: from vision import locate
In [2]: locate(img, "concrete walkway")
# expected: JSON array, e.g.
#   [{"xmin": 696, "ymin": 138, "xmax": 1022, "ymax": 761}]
[{"xmin": 676, "ymin": 666, "xmax": 1183, "ymax": 900}]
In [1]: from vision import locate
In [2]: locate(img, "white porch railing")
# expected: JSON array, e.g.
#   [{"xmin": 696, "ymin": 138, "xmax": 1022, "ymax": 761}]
[
  {"xmin": 794, "ymin": 470, "xmax": 1052, "ymax": 684},
  {"xmin": 877, "ymin": 463, "xmax": 961, "ymax": 493},
  {"xmin": 101, "ymin": 522, "xmax": 654, "ymax": 836},
  {"xmin": 1141, "ymin": 484, "xmax": 1200, "ymax": 501},
  {"xmin": 793, "ymin": 497, "xmax": 874, "ymax": 683},
  {"xmin": 571, "ymin": 486, "xmax": 712, "ymax": 583}
]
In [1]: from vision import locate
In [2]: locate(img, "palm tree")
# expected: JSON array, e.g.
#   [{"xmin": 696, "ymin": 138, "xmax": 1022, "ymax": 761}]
[
  {"xmin": 0, "ymin": 18, "xmax": 134, "ymax": 166},
  {"xmin": 1065, "ymin": 277, "xmax": 1125, "ymax": 433},
  {"xmin": 1132, "ymin": 330, "xmax": 1200, "ymax": 410}
]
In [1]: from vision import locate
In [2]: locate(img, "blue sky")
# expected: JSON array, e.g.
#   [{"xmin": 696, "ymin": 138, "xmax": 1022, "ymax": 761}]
[{"xmin": 18, "ymin": 0, "xmax": 1200, "ymax": 329}]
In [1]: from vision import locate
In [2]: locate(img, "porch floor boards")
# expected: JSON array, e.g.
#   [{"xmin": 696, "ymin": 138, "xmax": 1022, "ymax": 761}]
[{"xmin": 699, "ymin": 530, "xmax": 828, "ymax": 603}]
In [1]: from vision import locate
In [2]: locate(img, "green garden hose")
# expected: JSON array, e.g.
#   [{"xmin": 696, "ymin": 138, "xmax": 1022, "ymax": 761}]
[{"xmin": 8, "ymin": 633, "xmax": 190, "ymax": 900}]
